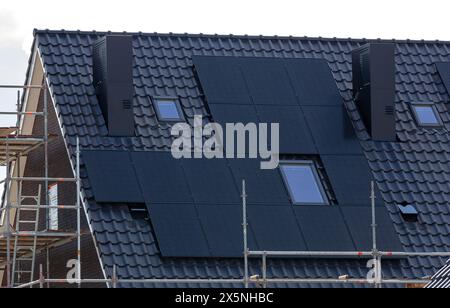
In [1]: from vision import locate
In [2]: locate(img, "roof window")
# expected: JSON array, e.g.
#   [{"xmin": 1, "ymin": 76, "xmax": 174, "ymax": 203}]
[
  {"xmin": 411, "ymin": 103, "xmax": 442, "ymax": 127},
  {"xmin": 397, "ymin": 203, "xmax": 419, "ymax": 222},
  {"xmin": 154, "ymin": 98, "xmax": 185, "ymax": 122},
  {"xmin": 280, "ymin": 161, "xmax": 329, "ymax": 205}
]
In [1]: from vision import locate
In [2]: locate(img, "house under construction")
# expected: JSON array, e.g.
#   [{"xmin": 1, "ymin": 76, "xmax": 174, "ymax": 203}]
[{"xmin": 1, "ymin": 29, "xmax": 450, "ymax": 288}]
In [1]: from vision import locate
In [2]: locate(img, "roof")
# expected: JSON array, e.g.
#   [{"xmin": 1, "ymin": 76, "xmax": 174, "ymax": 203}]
[{"xmin": 33, "ymin": 29, "xmax": 450, "ymax": 287}]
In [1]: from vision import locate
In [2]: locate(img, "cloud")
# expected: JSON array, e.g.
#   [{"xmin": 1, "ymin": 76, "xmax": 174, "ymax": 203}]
[{"xmin": 0, "ymin": 9, "xmax": 22, "ymax": 48}]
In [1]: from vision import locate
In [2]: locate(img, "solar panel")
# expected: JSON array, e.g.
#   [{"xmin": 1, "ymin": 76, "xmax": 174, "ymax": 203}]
[
  {"xmin": 208, "ymin": 103, "xmax": 258, "ymax": 125},
  {"xmin": 340, "ymin": 206, "xmax": 404, "ymax": 253},
  {"xmin": 207, "ymin": 104, "xmax": 260, "ymax": 155},
  {"xmin": 181, "ymin": 158, "xmax": 241, "ymax": 205},
  {"xmin": 193, "ymin": 56, "xmax": 252, "ymax": 105},
  {"xmin": 82, "ymin": 150, "xmax": 143, "ymax": 203},
  {"xmin": 240, "ymin": 57, "xmax": 297, "ymax": 105},
  {"xmin": 147, "ymin": 203, "xmax": 210, "ymax": 257},
  {"xmin": 248, "ymin": 205, "xmax": 307, "ymax": 251},
  {"xmin": 436, "ymin": 62, "xmax": 450, "ymax": 95},
  {"xmin": 131, "ymin": 151, "xmax": 192, "ymax": 204},
  {"xmin": 228, "ymin": 159, "xmax": 290, "ymax": 205},
  {"xmin": 294, "ymin": 207, "xmax": 356, "ymax": 251},
  {"xmin": 303, "ymin": 106, "xmax": 363, "ymax": 155},
  {"xmin": 321, "ymin": 155, "xmax": 382, "ymax": 206},
  {"xmin": 284, "ymin": 58, "xmax": 342, "ymax": 106},
  {"xmin": 197, "ymin": 204, "xmax": 257, "ymax": 257},
  {"xmin": 255, "ymin": 105, "xmax": 317, "ymax": 154}
]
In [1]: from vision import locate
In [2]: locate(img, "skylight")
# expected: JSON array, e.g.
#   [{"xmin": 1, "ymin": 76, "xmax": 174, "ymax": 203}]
[
  {"xmin": 411, "ymin": 103, "xmax": 442, "ymax": 127},
  {"xmin": 280, "ymin": 162, "xmax": 328, "ymax": 205},
  {"xmin": 154, "ymin": 98, "xmax": 184, "ymax": 122},
  {"xmin": 397, "ymin": 203, "xmax": 419, "ymax": 222}
]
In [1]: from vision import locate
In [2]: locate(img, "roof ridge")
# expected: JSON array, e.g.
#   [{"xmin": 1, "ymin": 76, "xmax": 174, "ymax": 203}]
[{"xmin": 33, "ymin": 28, "xmax": 450, "ymax": 45}]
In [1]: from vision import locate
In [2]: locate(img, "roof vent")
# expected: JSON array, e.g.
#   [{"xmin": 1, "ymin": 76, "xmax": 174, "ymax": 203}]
[
  {"xmin": 93, "ymin": 35, "xmax": 135, "ymax": 136},
  {"xmin": 352, "ymin": 43, "xmax": 396, "ymax": 141},
  {"xmin": 397, "ymin": 203, "xmax": 419, "ymax": 222},
  {"xmin": 128, "ymin": 203, "xmax": 149, "ymax": 221}
]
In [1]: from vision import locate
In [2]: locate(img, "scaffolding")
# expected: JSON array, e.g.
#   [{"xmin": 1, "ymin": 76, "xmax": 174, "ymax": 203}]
[
  {"xmin": 0, "ymin": 84, "xmax": 81, "ymax": 288},
  {"xmin": 16, "ymin": 178, "xmax": 450, "ymax": 288},
  {"xmin": 0, "ymin": 84, "xmax": 450, "ymax": 288}
]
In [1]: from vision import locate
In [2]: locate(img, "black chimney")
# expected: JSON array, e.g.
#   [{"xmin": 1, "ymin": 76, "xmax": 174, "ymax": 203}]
[
  {"xmin": 93, "ymin": 35, "xmax": 134, "ymax": 136},
  {"xmin": 352, "ymin": 43, "xmax": 396, "ymax": 141}
]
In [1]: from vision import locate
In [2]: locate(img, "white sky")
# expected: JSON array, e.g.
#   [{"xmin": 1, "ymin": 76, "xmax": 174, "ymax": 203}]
[{"xmin": 0, "ymin": 0, "xmax": 450, "ymax": 190}]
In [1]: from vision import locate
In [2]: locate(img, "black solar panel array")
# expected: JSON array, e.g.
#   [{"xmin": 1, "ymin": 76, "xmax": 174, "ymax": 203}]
[
  {"xmin": 181, "ymin": 158, "xmax": 240, "ymax": 205},
  {"xmin": 294, "ymin": 207, "xmax": 355, "ymax": 251},
  {"xmin": 81, "ymin": 56, "xmax": 402, "ymax": 258},
  {"xmin": 284, "ymin": 58, "xmax": 343, "ymax": 106},
  {"xmin": 82, "ymin": 151, "xmax": 143, "ymax": 203},
  {"xmin": 132, "ymin": 151, "xmax": 191, "ymax": 203},
  {"xmin": 255, "ymin": 105, "xmax": 316, "ymax": 154},
  {"xmin": 341, "ymin": 207, "xmax": 403, "ymax": 252},
  {"xmin": 228, "ymin": 159, "xmax": 290, "ymax": 205},
  {"xmin": 249, "ymin": 205, "xmax": 307, "ymax": 251},
  {"xmin": 303, "ymin": 106, "xmax": 363, "ymax": 155},
  {"xmin": 193, "ymin": 56, "xmax": 360, "ymax": 156},
  {"xmin": 148, "ymin": 203, "xmax": 210, "ymax": 257},
  {"xmin": 194, "ymin": 56, "xmax": 343, "ymax": 107},
  {"xmin": 83, "ymin": 150, "xmax": 402, "ymax": 257},
  {"xmin": 193, "ymin": 56, "xmax": 251, "ymax": 104},
  {"xmin": 240, "ymin": 57, "xmax": 298, "ymax": 105},
  {"xmin": 197, "ymin": 205, "xmax": 251, "ymax": 257},
  {"xmin": 436, "ymin": 62, "xmax": 450, "ymax": 95},
  {"xmin": 321, "ymin": 155, "xmax": 384, "ymax": 206}
]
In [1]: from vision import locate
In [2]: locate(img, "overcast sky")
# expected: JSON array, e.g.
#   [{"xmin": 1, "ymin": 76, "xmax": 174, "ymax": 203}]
[
  {"xmin": 0, "ymin": 0, "xmax": 450, "ymax": 187},
  {"xmin": 2, "ymin": 0, "xmax": 450, "ymax": 109}
]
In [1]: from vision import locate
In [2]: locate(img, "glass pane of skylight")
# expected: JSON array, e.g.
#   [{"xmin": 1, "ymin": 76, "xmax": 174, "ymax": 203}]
[
  {"xmin": 155, "ymin": 100, "xmax": 182, "ymax": 120},
  {"xmin": 281, "ymin": 163, "xmax": 327, "ymax": 205},
  {"xmin": 397, "ymin": 204, "xmax": 418, "ymax": 215},
  {"xmin": 414, "ymin": 105, "xmax": 439, "ymax": 125}
]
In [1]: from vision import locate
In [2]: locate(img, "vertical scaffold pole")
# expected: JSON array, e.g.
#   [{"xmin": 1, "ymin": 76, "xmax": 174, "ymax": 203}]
[
  {"xmin": 370, "ymin": 181, "xmax": 380, "ymax": 288},
  {"xmin": 44, "ymin": 86, "xmax": 49, "ymax": 230},
  {"xmin": 39, "ymin": 264, "xmax": 44, "ymax": 289},
  {"xmin": 113, "ymin": 265, "xmax": 118, "ymax": 289},
  {"xmin": 5, "ymin": 141, "xmax": 11, "ymax": 288},
  {"xmin": 76, "ymin": 137, "xmax": 81, "ymax": 288},
  {"xmin": 16, "ymin": 90, "xmax": 20, "ymax": 136},
  {"xmin": 242, "ymin": 180, "xmax": 249, "ymax": 288},
  {"xmin": 262, "ymin": 252, "xmax": 267, "ymax": 288}
]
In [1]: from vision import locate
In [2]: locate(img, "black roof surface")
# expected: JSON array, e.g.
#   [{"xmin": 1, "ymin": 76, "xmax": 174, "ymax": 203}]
[{"xmin": 33, "ymin": 29, "xmax": 450, "ymax": 287}]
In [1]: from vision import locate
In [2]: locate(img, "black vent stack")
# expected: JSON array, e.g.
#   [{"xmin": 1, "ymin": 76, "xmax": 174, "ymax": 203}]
[
  {"xmin": 352, "ymin": 43, "xmax": 396, "ymax": 141},
  {"xmin": 93, "ymin": 35, "xmax": 134, "ymax": 136}
]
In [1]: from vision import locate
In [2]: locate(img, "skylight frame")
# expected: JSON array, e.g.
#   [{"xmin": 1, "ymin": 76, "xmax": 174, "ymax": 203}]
[
  {"xmin": 279, "ymin": 160, "xmax": 330, "ymax": 206},
  {"xmin": 153, "ymin": 97, "xmax": 186, "ymax": 122},
  {"xmin": 411, "ymin": 102, "xmax": 442, "ymax": 128},
  {"xmin": 397, "ymin": 203, "xmax": 419, "ymax": 223}
]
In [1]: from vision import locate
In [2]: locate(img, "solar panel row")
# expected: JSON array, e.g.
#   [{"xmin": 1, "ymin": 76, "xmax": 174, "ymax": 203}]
[
  {"xmin": 83, "ymin": 150, "xmax": 402, "ymax": 257},
  {"xmin": 193, "ymin": 56, "xmax": 343, "ymax": 107}
]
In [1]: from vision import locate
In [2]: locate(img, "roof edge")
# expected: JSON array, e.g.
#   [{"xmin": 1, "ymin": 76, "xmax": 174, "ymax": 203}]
[{"xmin": 33, "ymin": 28, "xmax": 450, "ymax": 45}]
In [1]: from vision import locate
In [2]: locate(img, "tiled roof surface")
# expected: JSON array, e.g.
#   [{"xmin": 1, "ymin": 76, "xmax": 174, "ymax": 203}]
[{"xmin": 34, "ymin": 29, "xmax": 450, "ymax": 287}]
